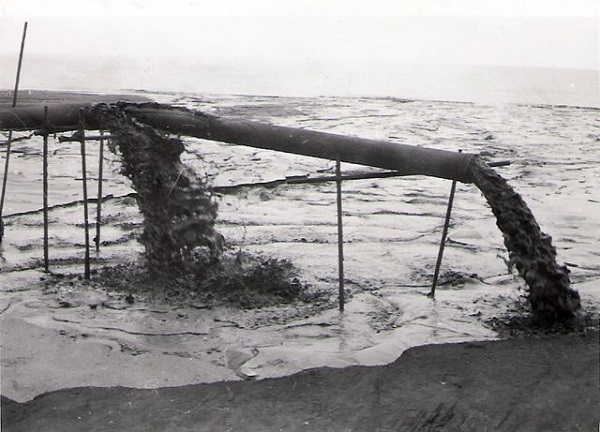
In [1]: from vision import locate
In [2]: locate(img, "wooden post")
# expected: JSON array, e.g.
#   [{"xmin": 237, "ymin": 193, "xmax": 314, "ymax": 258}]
[
  {"xmin": 79, "ymin": 109, "xmax": 91, "ymax": 280},
  {"xmin": 43, "ymin": 106, "xmax": 49, "ymax": 272},
  {"xmin": 336, "ymin": 155, "xmax": 345, "ymax": 312},
  {"xmin": 95, "ymin": 130, "xmax": 104, "ymax": 252}
]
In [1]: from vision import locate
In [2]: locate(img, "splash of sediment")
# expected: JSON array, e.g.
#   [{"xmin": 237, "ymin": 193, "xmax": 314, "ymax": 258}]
[
  {"xmin": 91, "ymin": 104, "xmax": 221, "ymax": 273},
  {"xmin": 468, "ymin": 159, "xmax": 581, "ymax": 324}
]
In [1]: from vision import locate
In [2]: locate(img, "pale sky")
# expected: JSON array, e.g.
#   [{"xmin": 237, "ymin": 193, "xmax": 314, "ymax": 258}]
[{"xmin": 1, "ymin": 0, "xmax": 598, "ymax": 105}]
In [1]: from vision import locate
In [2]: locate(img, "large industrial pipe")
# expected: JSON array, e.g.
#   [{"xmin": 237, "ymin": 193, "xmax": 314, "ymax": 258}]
[
  {"xmin": 0, "ymin": 101, "xmax": 583, "ymax": 324},
  {"xmin": 0, "ymin": 102, "xmax": 477, "ymax": 183}
]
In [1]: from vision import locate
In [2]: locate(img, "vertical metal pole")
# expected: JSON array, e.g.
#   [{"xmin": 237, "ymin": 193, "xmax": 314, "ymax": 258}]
[
  {"xmin": 0, "ymin": 22, "xmax": 28, "ymax": 242},
  {"xmin": 428, "ymin": 150, "xmax": 461, "ymax": 298},
  {"xmin": 79, "ymin": 109, "xmax": 91, "ymax": 280},
  {"xmin": 43, "ymin": 106, "xmax": 49, "ymax": 272},
  {"xmin": 95, "ymin": 130, "xmax": 104, "ymax": 252},
  {"xmin": 336, "ymin": 155, "xmax": 345, "ymax": 312}
]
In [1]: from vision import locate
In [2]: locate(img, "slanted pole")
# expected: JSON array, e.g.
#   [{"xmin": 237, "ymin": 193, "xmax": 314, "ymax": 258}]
[
  {"xmin": 0, "ymin": 21, "xmax": 28, "ymax": 242},
  {"xmin": 428, "ymin": 150, "xmax": 461, "ymax": 297},
  {"xmin": 11, "ymin": 22, "xmax": 28, "ymax": 108}
]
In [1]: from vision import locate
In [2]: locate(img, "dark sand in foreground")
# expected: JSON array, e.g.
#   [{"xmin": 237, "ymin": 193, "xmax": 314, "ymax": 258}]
[{"xmin": 3, "ymin": 330, "xmax": 598, "ymax": 432}]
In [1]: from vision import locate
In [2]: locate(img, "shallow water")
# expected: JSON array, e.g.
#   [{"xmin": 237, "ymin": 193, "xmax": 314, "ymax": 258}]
[{"xmin": 1, "ymin": 94, "xmax": 599, "ymax": 402}]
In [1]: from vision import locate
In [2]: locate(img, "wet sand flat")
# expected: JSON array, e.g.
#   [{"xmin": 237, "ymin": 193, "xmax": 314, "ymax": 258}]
[{"xmin": 2, "ymin": 330, "xmax": 598, "ymax": 432}]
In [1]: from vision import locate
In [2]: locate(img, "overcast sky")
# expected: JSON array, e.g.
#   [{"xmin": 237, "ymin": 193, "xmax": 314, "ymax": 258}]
[{"xmin": 1, "ymin": 0, "xmax": 598, "ymax": 105}]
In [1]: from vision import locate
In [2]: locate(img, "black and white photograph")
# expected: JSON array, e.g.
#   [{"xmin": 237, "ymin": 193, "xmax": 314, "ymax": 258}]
[{"xmin": 1, "ymin": 0, "xmax": 599, "ymax": 430}]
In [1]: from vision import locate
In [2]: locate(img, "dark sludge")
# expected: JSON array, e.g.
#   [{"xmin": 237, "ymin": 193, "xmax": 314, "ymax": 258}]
[
  {"xmin": 469, "ymin": 159, "xmax": 581, "ymax": 325},
  {"xmin": 93, "ymin": 104, "xmax": 222, "ymax": 274}
]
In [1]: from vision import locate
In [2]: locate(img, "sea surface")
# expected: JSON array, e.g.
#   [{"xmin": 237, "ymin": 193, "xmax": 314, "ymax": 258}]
[{"xmin": 1, "ymin": 93, "xmax": 599, "ymax": 402}]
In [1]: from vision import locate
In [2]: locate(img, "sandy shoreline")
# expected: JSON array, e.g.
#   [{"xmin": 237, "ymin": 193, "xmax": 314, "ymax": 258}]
[
  {"xmin": 3, "ymin": 330, "xmax": 598, "ymax": 432},
  {"xmin": 0, "ymin": 265, "xmax": 507, "ymax": 404}
]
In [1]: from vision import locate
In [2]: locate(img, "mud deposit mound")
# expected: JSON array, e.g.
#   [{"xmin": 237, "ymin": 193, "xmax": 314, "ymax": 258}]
[
  {"xmin": 3, "ymin": 330, "xmax": 598, "ymax": 432},
  {"xmin": 94, "ymin": 252, "xmax": 326, "ymax": 309}
]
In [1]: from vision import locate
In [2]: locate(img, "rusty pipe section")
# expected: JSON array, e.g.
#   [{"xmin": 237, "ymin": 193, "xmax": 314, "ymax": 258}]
[{"xmin": 0, "ymin": 102, "xmax": 478, "ymax": 183}]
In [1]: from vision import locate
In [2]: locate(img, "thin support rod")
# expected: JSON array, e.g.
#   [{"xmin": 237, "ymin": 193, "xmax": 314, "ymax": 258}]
[
  {"xmin": 429, "ymin": 150, "xmax": 461, "ymax": 298},
  {"xmin": 336, "ymin": 155, "xmax": 345, "ymax": 312},
  {"xmin": 58, "ymin": 134, "xmax": 117, "ymax": 143},
  {"xmin": 43, "ymin": 106, "xmax": 49, "ymax": 272},
  {"xmin": 0, "ymin": 131, "xmax": 12, "ymax": 222},
  {"xmin": 0, "ymin": 22, "xmax": 28, "ymax": 241},
  {"xmin": 211, "ymin": 160, "xmax": 510, "ymax": 195},
  {"xmin": 79, "ymin": 109, "xmax": 91, "ymax": 280},
  {"xmin": 12, "ymin": 22, "xmax": 28, "ymax": 107},
  {"xmin": 95, "ymin": 130, "xmax": 104, "ymax": 252}
]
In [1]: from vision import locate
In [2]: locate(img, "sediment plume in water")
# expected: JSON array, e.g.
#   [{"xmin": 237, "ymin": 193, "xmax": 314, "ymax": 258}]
[
  {"xmin": 469, "ymin": 159, "xmax": 581, "ymax": 324},
  {"xmin": 91, "ymin": 104, "xmax": 222, "ymax": 273}
]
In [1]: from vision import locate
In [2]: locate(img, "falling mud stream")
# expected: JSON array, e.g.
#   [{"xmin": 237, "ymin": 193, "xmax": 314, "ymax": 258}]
[
  {"xmin": 97, "ymin": 105, "xmax": 222, "ymax": 273},
  {"xmin": 468, "ymin": 160, "xmax": 581, "ymax": 324}
]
